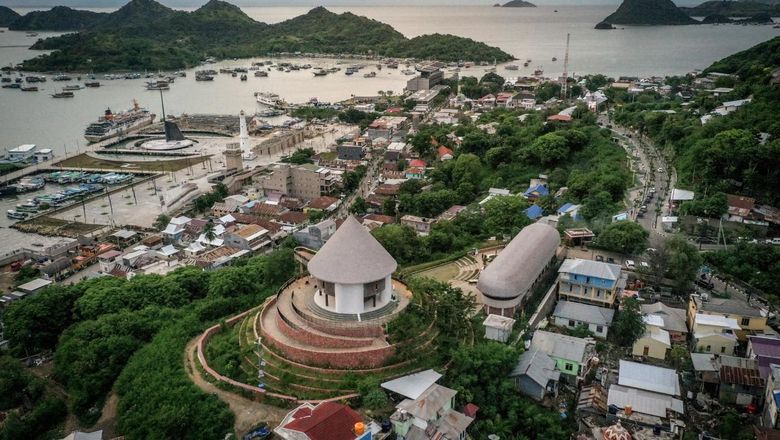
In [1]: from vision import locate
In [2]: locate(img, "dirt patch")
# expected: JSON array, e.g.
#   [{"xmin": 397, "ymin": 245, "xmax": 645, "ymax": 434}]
[{"xmin": 58, "ymin": 153, "xmax": 208, "ymax": 173}]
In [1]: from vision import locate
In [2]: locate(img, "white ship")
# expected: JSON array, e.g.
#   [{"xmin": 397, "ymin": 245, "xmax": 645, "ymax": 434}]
[
  {"xmin": 255, "ymin": 91, "xmax": 281, "ymax": 108},
  {"xmin": 84, "ymin": 101, "xmax": 155, "ymax": 143}
]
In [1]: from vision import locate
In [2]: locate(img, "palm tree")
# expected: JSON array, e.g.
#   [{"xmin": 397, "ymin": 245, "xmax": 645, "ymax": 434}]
[{"xmin": 202, "ymin": 220, "xmax": 216, "ymax": 244}]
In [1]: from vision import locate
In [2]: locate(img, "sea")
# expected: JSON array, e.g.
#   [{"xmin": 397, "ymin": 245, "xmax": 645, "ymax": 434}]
[{"xmin": 0, "ymin": 5, "xmax": 777, "ymax": 156}]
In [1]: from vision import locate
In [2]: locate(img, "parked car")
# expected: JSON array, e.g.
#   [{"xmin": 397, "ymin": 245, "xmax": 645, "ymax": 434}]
[
  {"xmin": 595, "ymin": 255, "xmax": 604, "ymax": 262},
  {"xmin": 695, "ymin": 278, "xmax": 715, "ymax": 290},
  {"xmin": 625, "ymin": 260, "xmax": 636, "ymax": 270}
]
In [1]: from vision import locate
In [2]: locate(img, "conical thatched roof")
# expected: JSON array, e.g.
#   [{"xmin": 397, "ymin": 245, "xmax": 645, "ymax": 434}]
[{"xmin": 307, "ymin": 216, "xmax": 397, "ymax": 284}]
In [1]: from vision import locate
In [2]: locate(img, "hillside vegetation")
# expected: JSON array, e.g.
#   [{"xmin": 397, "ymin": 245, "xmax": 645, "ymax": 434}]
[
  {"xmin": 8, "ymin": 6, "xmax": 105, "ymax": 31},
  {"xmin": 19, "ymin": 0, "xmax": 512, "ymax": 72},
  {"xmin": 681, "ymin": 0, "xmax": 780, "ymax": 16},
  {"xmin": 0, "ymin": 5, "xmax": 20, "ymax": 26},
  {"xmin": 602, "ymin": 0, "xmax": 699, "ymax": 25}
]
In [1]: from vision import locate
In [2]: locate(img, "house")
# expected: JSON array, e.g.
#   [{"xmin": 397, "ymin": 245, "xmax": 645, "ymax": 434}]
[
  {"xmin": 640, "ymin": 302, "xmax": 688, "ymax": 343},
  {"xmin": 483, "ymin": 314, "xmax": 515, "ymax": 343},
  {"xmin": 405, "ymin": 65, "xmax": 443, "ymax": 92},
  {"xmin": 109, "ymin": 229, "xmax": 138, "ymax": 247},
  {"xmin": 437, "ymin": 205, "xmax": 465, "ymax": 222},
  {"xmin": 530, "ymin": 330, "xmax": 593, "ymax": 380},
  {"xmin": 294, "ymin": 219, "xmax": 337, "ymax": 249},
  {"xmin": 306, "ymin": 196, "xmax": 340, "ymax": 213},
  {"xmin": 390, "ymin": 384, "xmax": 473, "ymax": 440},
  {"xmin": 405, "ymin": 167, "xmax": 425, "ymax": 180},
  {"xmin": 163, "ymin": 216, "xmax": 192, "ymax": 243},
  {"xmin": 552, "ymin": 300, "xmax": 615, "ymax": 338},
  {"xmin": 366, "ymin": 116, "xmax": 409, "ymax": 140},
  {"xmin": 510, "ymin": 348, "xmax": 560, "ymax": 402},
  {"xmin": 557, "ymin": 258, "xmax": 625, "ymax": 308},
  {"xmin": 557, "ymin": 203, "xmax": 583, "ymax": 221},
  {"xmin": 688, "ymin": 294, "xmax": 768, "ymax": 341},
  {"xmin": 381, "ymin": 369, "xmax": 442, "ymax": 400},
  {"xmin": 748, "ymin": 336, "xmax": 780, "ymax": 379},
  {"xmin": 546, "ymin": 114, "xmax": 572, "ymax": 123},
  {"xmin": 400, "ymin": 215, "xmax": 434, "ymax": 235},
  {"xmin": 495, "ymin": 92, "xmax": 517, "ymax": 108},
  {"xmin": 437, "ymin": 146, "xmax": 454, "ymax": 161},
  {"xmin": 17, "ymin": 278, "xmax": 53, "ymax": 296},
  {"xmin": 763, "ymin": 364, "xmax": 780, "ymax": 429},
  {"xmin": 97, "ymin": 250, "xmax": 122, "ymax": 273},
  {"xmin": 522, "ymin": 184, "xmax": 549, "ymax": 201},
  {"xmin": 478, "ymin": 94, "xmax": 496, "ymax": 108},
  {"xmin": 690, "ymin": 313, "xmax": 741, "ymax": 355},
  {"xmin": 223, "ymin": 224, "xmax": 271, "ymax": 253},
  {"xmin": 156, "ymin": 244, "xmax": 180, "ymax": 260},
  {"xmin": 632, "ymin": 314, "xmax": 671, "ymax": 360},
  {"xmin": 563, "ymin": 228, "xmax": 594, "ymax": 247},
  {"xmin": 691, "ymin": 353, "xmax": 721, "ymax": 392},
  {"xmin": 524, "ymin": 204, "xmax": 544, "ymax": 220},
  {"xmin": 476, "ymin": 223, "xmax": 561, "ymax": 316},
  {"xmin": 718, "ymin": 355, "xmax": 764, "ymax": 406},
  {"xmin": 607, "ymin": 360, "xmax": 684, "ymax": 426},
  {"xmin": 274, "ymin": 401, "xmax": 370, "ymax": 440},
  {"xmin": 337, "ymin": 144, "xmax": 364, "ymax": 161},
  {"xmin": 727, "ymin": 193, "xmax": 756, "ymax": 223}
]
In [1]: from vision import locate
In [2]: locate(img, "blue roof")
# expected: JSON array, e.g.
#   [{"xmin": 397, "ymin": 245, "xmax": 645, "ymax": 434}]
[
  {"xmin": 557, "ymin": 203, "xmax": 574, "ymax": 214},
  {"xmin": 523, "ymin": 184, "xmax": 549, "ymax": 198},
  {"xmin": 774, "ymin": 390, "xmax": 780, "ymax": 408},
  {"xmin": 524, "ymin": 204, "xmax": 544, "ymax": 220}
]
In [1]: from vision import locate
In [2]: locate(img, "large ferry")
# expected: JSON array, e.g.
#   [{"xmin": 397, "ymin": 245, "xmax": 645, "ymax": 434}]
[{"xmin": 84, "ymin": 101, "xmax": 155, "ymax": 143}]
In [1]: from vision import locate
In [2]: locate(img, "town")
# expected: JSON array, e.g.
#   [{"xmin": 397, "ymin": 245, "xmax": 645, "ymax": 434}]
[{"xmin": 0, "ymin": 35, "xmax": 779, "ymax": 440}]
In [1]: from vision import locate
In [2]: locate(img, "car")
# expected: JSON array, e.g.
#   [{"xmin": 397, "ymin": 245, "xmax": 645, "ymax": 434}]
[
  {"xmin": 607, "ymin": 257, "xmax": 616, "ymax": 264},
  {"xmin": 646, "ymin": 248, "xmax": 657, "ymax": 254},
  {"xmin": 657, "ymin": 168, "xmax": 664, "ymax": 172},
  {"xmin": 640, "ymin": 261, "xmax": 650, "ymax": 269},
  {"xmin": 636, "ymin": 212, "xmax": 644, "ymax": 218},
  {"xmin": 625, "ymin": 260, "xmax": 636, "ymax": 270},
  {"xmin": 595, "ymin": 255, "xmax": 604, "ymax": 262},
  {"xmin": 695, "ymin": 278, "xmax": 715, "ymax": 290}
]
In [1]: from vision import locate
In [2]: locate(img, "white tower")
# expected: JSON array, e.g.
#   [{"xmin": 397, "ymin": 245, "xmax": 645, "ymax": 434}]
[{"xmin": 239, "ymin": 110, "xmax": 249, "ymax": 152}]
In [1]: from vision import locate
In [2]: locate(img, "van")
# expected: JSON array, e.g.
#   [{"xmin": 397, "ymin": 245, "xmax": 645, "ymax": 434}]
[{"xmin": 695, "ymin": 279, "xmax": 715, "ymax": 290}]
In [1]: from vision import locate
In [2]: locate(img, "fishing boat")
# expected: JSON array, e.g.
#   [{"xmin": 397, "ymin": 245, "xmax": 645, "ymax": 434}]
[
  {"xmin": 240, "ymin": 74, "xmax": 248, "ymax": 81},
  {"xmin": 14, "ymin": 176, "xmax": 45, "ymax": 193},
  {"xmin": 84, "ymin": 100, "xmax": 155, "ymax": 143},
  {"xmin": 363, "ymin": 71, "xmax": 377, "ymax": 78},
  {"xmin": 85, "ymin": 80, "xmax": 101, "ymax": 87},
  {"xmin": 63, "ymin": 84, "xmax": 83, "ymax": 91},
  {"xmin": 256, "ymin": 108, "xmax": 284, "ymax": 117},
  {"xmin": 345, "ymin": 67, "xmax": 356, "ymax": 76},
  {"xmin": 21, "ymin": 86, "xmax": 38, "ymax": 92},
  {"xmin": 524, "ymin": 61, "xmax": 530, "ymax": 67},
  {"xmin": 2, "ymin": 83, "xmax": 20, "ymax": 89},
  {"xmin": 52, "ymin": 74, "xmax": 72, "ymax": 81},
  {"xmin": 15, "ymin": 202, "xmax": 39, "ymax": 213},
  {"xmin": 52, "ymin": 91, "xmax": 75, "ymax": 98},
  {"xmin": 254, "ymin": 70, "xmax": 268, "ymax": 78},
  {"xmin": 6, "ymin": 210, "xmax": 27, "ymax": 220},
  {"xmin": 195, "ymin": 73, "xmax": 214, "ymax": 81},
  {"xmin": 25, "ymin": 75, "xmax": 46, "ymax": 82},
  {"xmin": 505, "ymin": 64, "xmax": 520, "ymax": 70},
  {"xmin": 312, "ymin": 68, "xmax": 328, "ymax": 76},
  {"xmin": 145, "ymin": 80, "xmax": 170, "ymax": 90},
  {"xmin": 552, "ymin": 57, "xmax": 558, "ymax": 62},
  {"xmin": 255, "ymin": 91, "xmax": 281, "ymax": 108}
]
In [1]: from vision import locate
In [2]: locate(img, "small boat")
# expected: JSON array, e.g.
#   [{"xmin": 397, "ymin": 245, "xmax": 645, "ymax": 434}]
[
  {"xmin": 195, "ymin": 74, "xmax": 214, "ymax": 81},
  {"xmin": 145, "ymin": 80, "xmax": 169, "ymax": 90},
  {"xmin": 345, "ymin": 68, "xmax": 354, "ymax": 76},
  {"xmin": 240, "ymin": 74, "xmax": 248, "ymax": 81},
  {"xmin": 63, "ymin": 84, "xmax": 83, "ymax": 91},
  {"xmin": 254, "ymin": 70, "xmax": 268, "ymax": 77},
  {"xmin": 231, "ymin": 72, "xmax": 238, "ymax": 77},
  {"xmin": 52, "ymin": 74, "xmax": 72, "ymax": 81},
  {"xmin": 21, "ymin": 86, "xmax": 38, "ymax": 92},
  {"xmin": 25, "ymin": 75, "xmax": 46, "ymax": 83},
  {"xmin": 505, "ymin": 64, "xmax": 520, "ymax": 70},
  {"xmin": 85, "ymin": 81, "xmax": 101, "ymax": 87},
  {"xmin": 363, "ymin": 71, "xmax": 377, "ymax": 78},
  {"xmin": 52, "ymin": 91, "xmax": 75, "ymax": 98},
  {"xmin": 15, "ymin": 203, "xmax": 38, "ymax": 213},
  {"xmin": 312, "ymin": 68, "xmax": 328, "ymax": 77},
  {"xmin": 524, "ymin": 61, "xmax": 530, "ymax": 67},
  {"xmin": 2, "ymin": 83, "xmax": 21, "ymax": 89},
  {"xmin": 6, "ymin": 210, "xmax": 27, "ymax": 220},
  {"xmin": 552, "ymin": 57, "xmax": 558, "ymax": 62}
]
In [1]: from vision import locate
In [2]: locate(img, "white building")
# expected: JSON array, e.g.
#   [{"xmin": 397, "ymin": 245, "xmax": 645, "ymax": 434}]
[
  {"xmin": 6, "ymin": 144, "xmax": 36, "ymax": 162},
  {"xmin": 552, "ymin": 300, "xmax": 614, "ymax": 338},
  {"xmin": 483, "ymin": 314, "xmax": 516, "ymax": 343}
]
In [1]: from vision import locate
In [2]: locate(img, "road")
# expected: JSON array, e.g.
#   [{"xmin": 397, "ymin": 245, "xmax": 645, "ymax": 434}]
[{"xmin": 335, "ymin": 152, "xmax": 383, "ymax": 218}]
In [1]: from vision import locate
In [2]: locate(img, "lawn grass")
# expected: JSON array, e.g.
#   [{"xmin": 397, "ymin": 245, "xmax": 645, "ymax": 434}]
[{"xmin": 57, "ymin": 153, "xmax": 209, "ymax": 172}]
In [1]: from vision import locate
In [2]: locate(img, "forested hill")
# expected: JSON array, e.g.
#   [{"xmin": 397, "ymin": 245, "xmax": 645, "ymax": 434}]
[
  {"xmin": 705, "ymin": 35, "xmax": 780, "ymax": 78},
  {"xmin": 680, "ymin": 0, "xmax": 780, "ymax": 17},
  {"xmin": 601, "ymin": 0, "xmax": 699, "ymax": 25},
  {"xmin": 0, "ymin": 5, "xmax": 20, "ymax": 26},
  {"xmin": 502, "ymin": 0, "xmax": 537, "ymax": 7},
  {"xmin": 19, "ymin": 0, "xmax": 513, "ymax": 72},
  {"xmin": 8, "ymin": 6, "xmax": 105, "ymax": 31}
]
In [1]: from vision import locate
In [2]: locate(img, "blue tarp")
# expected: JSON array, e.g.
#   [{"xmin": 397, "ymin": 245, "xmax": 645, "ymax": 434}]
[{"xmin": 524, "ymin": 204, "xmax": 544, "ymax": 220}]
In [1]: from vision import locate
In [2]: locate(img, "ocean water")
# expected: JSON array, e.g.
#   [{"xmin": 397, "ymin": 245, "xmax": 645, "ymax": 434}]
[{"xmin": 0, "ymin": 5, "xmax": 777, "ymax": 154}]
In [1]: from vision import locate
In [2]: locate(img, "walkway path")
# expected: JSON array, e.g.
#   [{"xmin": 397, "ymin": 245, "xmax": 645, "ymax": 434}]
[{"xmin": 183, "ymin": 336, "xmax": 287, "ymax": 436}]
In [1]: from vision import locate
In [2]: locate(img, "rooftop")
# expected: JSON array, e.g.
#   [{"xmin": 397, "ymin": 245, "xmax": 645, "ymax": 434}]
[
  {"xmin": 607, "ymin": 384, "xmax": 684, "ymax": 418},
  {"xmin": 531, "ymin": 330, "xmax": 591, "ymax": 364},
  {"xmin": 559, "ymin": 258, "xmax": 622, "ymax": 281},
  {"xmin": 17, "ymin": 278, "xmax": 53, "ymax": 292},
  {"xmin": 695, "ymin": 313, "xmax": 742, "ymax": 330},
  {"xmin": 510, "ymin": 347, "xmax": 561, "ymax": 387},
  {"xmin": 280, "ymin": 402, "xmax": 363, "ymax": 440},
  {"xmin": 397, "ymin": 384, "xmax": 457, "ymax": 421},
  {"xmin": 553, "ymin": 301, "xmax": 615, "ymax": 326},
  {"xmin": 381, "ymin": 369, "xmax": 442, "ymax": 400},
  {"xmin": 618, "ymin": 360, "xmax": 680, "ymax": 396},
  {"xmin": 696, "ymin": 295, "xmax": 763, "ymax": 318},
  {"xmin": 483, "ymin": 313, "xmax": 516, "ymax": 330},
  {"xmin": 641, "ymin": 303, "xmax": 688, "ymax": 334},
  {"xmin": 307, "ymin": 216, "xmax": 397, "ymax": 284}
]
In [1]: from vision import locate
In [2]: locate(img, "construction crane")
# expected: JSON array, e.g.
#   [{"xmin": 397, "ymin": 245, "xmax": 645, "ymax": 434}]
[{"xmin": 561, "ymin": 33, "xmax": 571, "ymax": 100}]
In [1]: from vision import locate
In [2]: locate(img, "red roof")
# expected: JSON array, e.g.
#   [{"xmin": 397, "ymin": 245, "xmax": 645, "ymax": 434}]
[
  {"xmin": 547, "ymin": 114, "xmax": 573, "ymax": 122},
  {"xmin": 437, "ymin": 146, "xmax": 454, "ymax": 158},
  {"xmin": 308, "ymin": 196, "xmax": 340, "ymax": 210},
  {"xmin": 408, "ymin": 159, "xmax": 427, "ymax": 168},
  {"xmin": 363, "ymin": 214, "xmax": 395, "ymax": 224},
  {"xmin": 283, "ymin": 402, "xmax": 363, "ymax": 440},
  {"xmin": 278, "ymin": 211, "xmax": 308, "ymax": 225},
  {"xmin": 230, "ymin": 213, "xmax": 282, "ymax": 233},
  {"xmin": 463, "ymin": 403, "xmax": 480, "ymax": 418}
]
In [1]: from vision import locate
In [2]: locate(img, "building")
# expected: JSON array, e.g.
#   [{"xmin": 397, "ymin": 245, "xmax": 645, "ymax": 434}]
[
  {"xmin": 274, "ymin": 401, "xmax": 370, "ymax": 440},
  {"xmin": 688, "ymin": 294, "xmax": 768, "ymax": 341},
  {"xmin": 390, "ymin": 384, "xmax": 473, "ymax": 440},
  {"xmin": 483, "ymin": 314, "xmax": 515, "ymax": 343},
  {"xmin": 366, "ymin": 116, "xmax": 409, "ymax": 140},
  {"xmin": 6, "ymin": 144, "xmax": 37, "ymax": 162},
  {"xmin": 607, "ymin": 360, "xmax": 684, "ymax": 427},
  {"xmin": 552, "ymin": 300, "xmax": 615, "ymax": 338},
  {"xmin": 34, "ymin": 148, "xmax": 54, "ymax": 163},
  {"xmin": 337, "ymin": 144, "xmax": 364, "ymax": 161},
  {"xmin": 223, "ymin": 224, "xmax": 271, "ymax": 253},
  {"xmin": 530, "ymin": 330, "xmax": 593, "ymax": 379},
  {"xmin": 522, "ymin": 183, "xmax": 549, "ymax": 201},
  {"xmin": 632, "ymin": 314, "xmax": 671, "ymax": 360},
  {"xmin": 748, "ymin": 336, "xmax": 780, "ymax": 379},
  {"xmin": 163, "ymin": 216, "xmax": 192, "ymax": 243},
  {"xmin": 690, "ymin": 313, "xmax": 741, "ymax": 355},
  {"xmin": 409, "ymin": 89, "xmax": 440, "ymax": 110},
  {"xmin": 260, "ymin": 163, "xmax": 339, "ymax": 202},
  {"xmin": 223, "ymin": 142, "xmax": 243, "ymax": 172},
  {"xmin": 763, "ymin": 364, "xmax": 780, "ymax": 429},
  {"xmin": 294, "ymin": 219, "xmax": 337, "ymax": 249},
  {"xmin": 557, "ymin": 258, "xmax": 625, "ymax": 308},
  {"xmin": 381, "ymin": 369, "xmax": 443, "ymax": 401},
  {"xmin": 510, "ymin": 348, "xmax": 560, "ymax": 402},
  {"xmin": 60, "ymin": 430, "xmax": 103, "ymax": 440},
  {"xmin": 405, "ymin": 65, "xmax": 443, "ymax": 92},
  {"xmin": 437, "ymin": 146, "xmax": 454, "ymax": 161},
  {"xmin": 641, "ymin": 302, "xmax": 688, "ymax": 343},
  {"xmin": 307, "ymin": 216, "xmax": 397, "ymax": 314},
  {"xmin": 476, "ymin": 223, "xmax": 561, "ymax": 317},
  {"xmin": 17, "ymin": 278, "xmax": 53, "ymax": 295},
  {"xmin": 306, "ymin": 196, "xmax": 340, "ymax": 213},
  {"xmin": 400, "ymin": 215, "xmax": 434, "ymax": 235},
  {"xmin": 718, "ymin": 355, "xmax": 764, "ymax": 406}
]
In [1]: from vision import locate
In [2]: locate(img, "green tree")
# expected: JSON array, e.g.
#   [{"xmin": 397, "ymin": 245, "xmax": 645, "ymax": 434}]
[
  {"xmin": 528, "ymin": 133, "xmax": 570, "ymax": 165},
  {"xmin": 349, "ymin": 196, "xmax": 369, "ymax": 214},
  {"xmin": 595, "ymin": 221, "xmax": 649, "ymax": 254},
  {"xmin": 665, "ymin": 235, "xmax": 703, "ymax": 295},
  {"xmin": 613, "ymin": 297, "xmax": 645, "ymax": 347},
  {"xmin": 382, "ymin": 197, "xmax": 396, "ymax": 216},
  {"xmin": 153, "ymin": 214, "xmax": 171, "ymax": 231},
  {"xmin": 202, "ymin": 220, "xmax": 217, "ymax": 243},
  {"xmin": 580, "ymin": 190, "xmax": 616, "ymax": 220},
  {"xmin": 482, "ymin": 196, "xmax": 531, "ymax": 238}
]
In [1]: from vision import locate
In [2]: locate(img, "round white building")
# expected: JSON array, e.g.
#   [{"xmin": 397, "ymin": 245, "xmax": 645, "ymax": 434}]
[{"xmin": 307, "ymin": 216, "xmax": 398, "ymax": 315}]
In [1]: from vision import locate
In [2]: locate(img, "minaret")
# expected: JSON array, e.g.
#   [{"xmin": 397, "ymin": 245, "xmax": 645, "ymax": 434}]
[
  {"xmin": 223, "ymin": 110, "xmax": 246, "ymax": 172},
  {"xmin": 239, "ymin": 110, "xmax": 249, "ymax": 152}
]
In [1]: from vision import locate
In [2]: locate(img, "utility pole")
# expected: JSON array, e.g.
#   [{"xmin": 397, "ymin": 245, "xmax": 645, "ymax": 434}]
[{"xmin": 560, "ymin": 33, "xmax": 571, "ymax": 100}]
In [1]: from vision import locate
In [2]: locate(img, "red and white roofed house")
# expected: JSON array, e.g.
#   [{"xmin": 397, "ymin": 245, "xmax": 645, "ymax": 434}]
[
  {"xmin": 478, "ymin": 94, "xmax": 497, "ymax": 108},
  {"xmin": 274, "ymin": 401, "xmax": 370, "ymax": 440},
  {"xmin": 437, "ymin": 145, "xmax": 454, "ymax": 161},
  {"xmin": 495, "ymin": 92, "xmax": 517, "ymax": 108},
  {"xmin": 546, "ymin": 114, "xmax": 572, "ymax": 123}
]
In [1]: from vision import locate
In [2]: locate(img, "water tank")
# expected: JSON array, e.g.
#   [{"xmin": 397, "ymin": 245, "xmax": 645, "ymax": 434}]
[{"xmin": 354, "ymin": 422, "xmax": 365, "ymax": 435}]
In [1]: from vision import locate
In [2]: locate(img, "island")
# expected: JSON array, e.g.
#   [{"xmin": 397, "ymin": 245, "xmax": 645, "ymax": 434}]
[
  {"xmin": 8, "ymin": 6, "xmax": 105, "ymax": 31},
  {"xmin": 600, "ymin": 0, "xmax": 699, "ymax": 25},
  {"xmin": 17, "ymin": 0, "xmax": 513, "ymax": 72},
  {"xmin": 595, "ymin": 21, "xmax": 617, "ymax": 29},
  {"xmin": 501, "ymin": 0, "xmax": 537, "ymax": 7},
  {"xmin": 700, "ymin": 12, "xmax": 774, "ymax": 24},
  {"xmin": 681, "ymin": 0, "xmax": 780, "ymax": 18},
  {"xmin": 0, "ymin": 5, "xmax": 21, "ymax": 26}
]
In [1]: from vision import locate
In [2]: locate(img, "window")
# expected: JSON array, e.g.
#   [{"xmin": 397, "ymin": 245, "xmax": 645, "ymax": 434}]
[
  {"xmin": 742, "ymin": 318, "xmax": 751, "ymax": 326},
  {"xmin": 565, "ymin": 363, "xmax": 573, "ymax": 371},
  {"xmin": 706, "ymin": 345, "xmax": 711, "ymax": 352},
  {"xmin": 596, "ymin": 325, "xmax": 604, "ymax": 333},
  {"xmin": 569, "ymin": 320, "xmax": 575, "ymax": 327},
  {"xmin": 721, "ymin": 346, "xmax": 726, "ymax": 354}
]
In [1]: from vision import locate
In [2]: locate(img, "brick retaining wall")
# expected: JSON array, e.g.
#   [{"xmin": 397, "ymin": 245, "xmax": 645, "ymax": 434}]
[{"xmin": 275, "ymin": 312, "xmax": 374, "ymax": 349}]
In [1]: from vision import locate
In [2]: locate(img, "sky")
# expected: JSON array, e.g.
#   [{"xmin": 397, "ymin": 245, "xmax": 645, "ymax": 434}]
[{"xmin": 1, "ymin": 0, "xmax": 628, "ymax": 7}]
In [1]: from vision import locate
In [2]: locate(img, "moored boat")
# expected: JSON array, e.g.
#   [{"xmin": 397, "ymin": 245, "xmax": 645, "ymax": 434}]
[
  {"xmin": 52, "ymin": 91, "xmax": 75, "ymax": 98},
  {"xmin": 7, "ymin": 210, "xmax": 27, "ymax": 220},
  {"xmin": 84, "ymin": 100, "xmax": 155, "ymax": 143}
]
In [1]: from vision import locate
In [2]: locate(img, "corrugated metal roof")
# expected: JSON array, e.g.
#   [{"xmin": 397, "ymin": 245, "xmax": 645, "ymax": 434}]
[
  {"xmin": 381, "ymin": 369, "xmax": 442, "ymax": 400},
  {"xmin": 397, "ymin": 384, "xmax": 457, "ymax": 421},
  {"xmin": 531, "ymin": 330, "xmax": 591, "ymax": 364},
  {"xmin": 553, "ymin": 301, "xmax": 615, "ymax": 326},
  {"xmin": 719, "ymin": 356, "xmax": 764, "ymax": 387},
  {"xmin": 695, "ymin": 313, "xmax": 742, "ymax": 330},
  {"xmin": 607, "ymin": 384, "xmax": 684, "ymax": 418},
  {"xmin": 559, "ymin": 258, "xmax": 622, "ymax": 281},
  {"xmin": 510, "ymin": 347, "xmax": 561, "ymax": 387},
  {"xmin": 618, "ymin": 360, "xmax": 680, "ymax": 396},
  {"xmin": 641, "ymin": 303, "xmax": 688, "ymax": 334}
]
